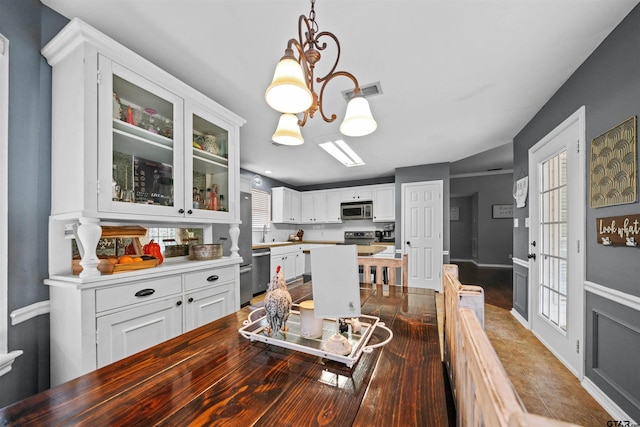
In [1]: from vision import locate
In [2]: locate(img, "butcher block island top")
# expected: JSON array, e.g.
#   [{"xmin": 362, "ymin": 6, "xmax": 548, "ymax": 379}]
[{"xmin": 0, "ymin": 283, "xmax": 449, "ymax": 426}]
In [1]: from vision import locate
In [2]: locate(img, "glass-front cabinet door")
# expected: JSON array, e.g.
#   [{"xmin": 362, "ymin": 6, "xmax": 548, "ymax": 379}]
[
  {"xmin": 185, "ymin": 101, "xmax": 236, "ymax": 221},
  {"xmin": 98, "ymin": 55, "xmax": 185, "ymax": 218}
]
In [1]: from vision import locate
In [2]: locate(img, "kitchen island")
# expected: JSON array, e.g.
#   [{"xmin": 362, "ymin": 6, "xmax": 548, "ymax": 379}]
[{"xmin": 0, "ymin": 283, "xmax": 450, "ymax": 426}]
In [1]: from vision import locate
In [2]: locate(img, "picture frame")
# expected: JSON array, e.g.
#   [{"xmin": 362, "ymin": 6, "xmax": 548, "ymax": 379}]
[
  {"xmin": 590, "ymin": 116, "xmax": 637, "ymax": 208},
  {"xmin": 450, "ymin": 206, "xmax": 460, "ymax": 221},
  {"xmin": 492, "ymin": 204, "xmax": 513, "ymax": 219}
]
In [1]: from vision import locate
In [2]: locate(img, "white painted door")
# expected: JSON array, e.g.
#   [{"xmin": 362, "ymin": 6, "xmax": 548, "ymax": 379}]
[
  {"xmin": 402, "ymin": 181, "xmax": 443, "ymax": 291},
  {"xmin": 528, "ymin": 106, "xmax": 585, "ymax": 378}
]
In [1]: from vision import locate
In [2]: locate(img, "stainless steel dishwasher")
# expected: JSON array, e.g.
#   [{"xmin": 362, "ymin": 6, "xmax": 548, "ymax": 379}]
[{"xmin": 252, "ymin": 248, "xmax": 271, "ymax": 296}]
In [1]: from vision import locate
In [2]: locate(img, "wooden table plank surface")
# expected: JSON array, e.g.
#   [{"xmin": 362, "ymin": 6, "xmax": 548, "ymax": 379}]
[{"xmin": 0, "ymin": 283, "xmax": 450, "ymax": 426}]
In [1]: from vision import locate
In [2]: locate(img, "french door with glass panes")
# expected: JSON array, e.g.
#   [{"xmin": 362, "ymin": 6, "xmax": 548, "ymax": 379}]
[{"xmin": 528, "ymin": 107, "xmax": 585, "ymax": 378}]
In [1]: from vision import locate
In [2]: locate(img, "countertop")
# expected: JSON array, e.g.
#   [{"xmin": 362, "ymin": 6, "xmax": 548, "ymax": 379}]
[
  {"xmin": 0, "ymin": 283, "xmax": 449, "ymax": 426},
  {"xmin": 252, "ymin": 240, "xmax": 395, "ymax": 250}
]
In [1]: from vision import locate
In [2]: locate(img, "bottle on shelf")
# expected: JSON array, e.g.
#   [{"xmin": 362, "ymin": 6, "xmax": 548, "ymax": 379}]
[{"xmin": 208, "ymin": 185, "xmax": 219, "ymax": 211}]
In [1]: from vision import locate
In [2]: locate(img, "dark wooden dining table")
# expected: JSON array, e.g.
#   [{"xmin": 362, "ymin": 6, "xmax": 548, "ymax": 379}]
[{"xmin": 0, "ymin": 282, "xmax": 450, "ymax": 426}]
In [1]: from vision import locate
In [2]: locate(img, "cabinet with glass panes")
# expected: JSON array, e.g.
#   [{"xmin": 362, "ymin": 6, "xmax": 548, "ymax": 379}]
[
  {"xmin": 102, "ymin": 60, "xmax": 240, "ymax": 222},
  {"xmin": 43, "ymin": 18, "xmax": 245, "ymax": 279}
]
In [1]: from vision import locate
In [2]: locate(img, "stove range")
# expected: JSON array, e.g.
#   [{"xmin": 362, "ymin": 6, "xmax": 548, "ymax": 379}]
[{"xmin": 340, "ymin": 230, "xmax": 376, "ymax": 245}]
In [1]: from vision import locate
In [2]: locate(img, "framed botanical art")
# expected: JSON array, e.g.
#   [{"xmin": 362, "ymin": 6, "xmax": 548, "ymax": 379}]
[{"xmin": 590, "ymin": 116, "xmax": 637, "ymax": 208}]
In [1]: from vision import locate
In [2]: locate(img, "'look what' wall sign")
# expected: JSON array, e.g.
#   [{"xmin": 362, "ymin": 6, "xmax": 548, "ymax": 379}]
[{"xmin": 596, "ymin": 214, "xmax": 640, "ymax": 247}]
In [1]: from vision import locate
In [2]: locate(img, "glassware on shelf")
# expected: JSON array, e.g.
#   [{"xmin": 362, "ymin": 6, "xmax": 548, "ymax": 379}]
[
  {"xmin": 112, "ymin": 93, "xmax": 122, "ymax": 120},
  {"xmin": 112, "ymin": 165, "xmax": 120, "ymax": 201}
]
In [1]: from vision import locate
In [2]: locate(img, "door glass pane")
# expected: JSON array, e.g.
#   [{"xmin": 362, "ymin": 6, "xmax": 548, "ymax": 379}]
[
  {"xmin": 538, "ymin": 150, "xmax": 568, "ymax": 331},
  {"xmin": 191, "ymin": 114, "xmax": 229, "ymax": 213},
  {"xmin": 112, "ymin": 74, "xmax": 174, "ymax": 207}
]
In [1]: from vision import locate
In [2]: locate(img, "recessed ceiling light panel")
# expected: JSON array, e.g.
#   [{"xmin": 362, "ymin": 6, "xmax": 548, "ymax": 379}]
[{"xmin": 319, "ymin": 140, "xmax": 365, "ymax": 167}]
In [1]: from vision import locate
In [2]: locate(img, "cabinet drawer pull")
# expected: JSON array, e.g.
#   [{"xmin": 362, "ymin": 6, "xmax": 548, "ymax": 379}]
[
  {"xmin": 134, "ymin": 288, "xmax": 155, "ymax": 297},
  {"xmin": 207, "ymin": 275, "xmax": 219, "ymax": 282},
  {"xmin": 188, "ymin": 297, "xmax": 194, "ymax": 303},
  {"xmin": 176, "ymin": 300, "xmax": 183, "ymax": 306}
]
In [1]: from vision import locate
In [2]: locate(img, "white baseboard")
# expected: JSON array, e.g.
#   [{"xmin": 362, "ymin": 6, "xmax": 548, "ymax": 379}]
[
  {"xmin": 510, "ymin": 308, "xmax": 529, "ymax": 328},
  {"xmin": 582, "ymin": 376, "xmax": 636, "ymax": 423},
  {"xmin": 450, "ymin": 258, "xmax": 513, "ymax": 269}
]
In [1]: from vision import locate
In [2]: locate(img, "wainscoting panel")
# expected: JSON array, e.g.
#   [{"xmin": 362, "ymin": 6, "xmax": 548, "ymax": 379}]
[
  {"xmin": 512, "ymin": 262, "xmax": 528, "ymax": 320},
  {"xmin": 586, "ymin": 291, "xmax": 640, "ymax": 422}
]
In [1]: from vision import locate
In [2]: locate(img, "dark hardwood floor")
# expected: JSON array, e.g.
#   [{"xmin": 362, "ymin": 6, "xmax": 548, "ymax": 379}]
[{"xmin": 455, "ymin": 261, "xmax": 513, "ymax": 310}]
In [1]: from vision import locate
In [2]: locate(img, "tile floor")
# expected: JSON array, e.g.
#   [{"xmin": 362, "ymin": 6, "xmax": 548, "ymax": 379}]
[{"xmin": 439, "ymin": 263, "xmax": 613, "ymax": 427}]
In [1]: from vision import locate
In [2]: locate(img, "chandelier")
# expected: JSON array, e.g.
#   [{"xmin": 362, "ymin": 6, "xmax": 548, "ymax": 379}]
[{"xmin": 265, "ymin": 0, "xmax": 377, "ymax": 146}]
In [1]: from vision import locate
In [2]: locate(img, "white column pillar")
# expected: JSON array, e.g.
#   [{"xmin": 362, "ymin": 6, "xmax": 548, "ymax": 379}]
[
  {"xmin": 229, "ymin": 223, "xmax": 240, "ymax": 258},
  {"xmin": 76, "ymin": 217, "xmax": 102, "ymax": 278}
]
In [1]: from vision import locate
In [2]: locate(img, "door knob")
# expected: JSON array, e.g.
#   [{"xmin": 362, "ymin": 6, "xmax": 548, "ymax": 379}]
[
  {"xmin": 531, "ymin": 241, "xmax": 536, "ymax": 247},
  {"xmin": 527, "ymin": 253, "xmax": 536, "ymax": 260},
  {"xmin": 406, "ymin": 241, "xmax": 411, "ymax": 246}
]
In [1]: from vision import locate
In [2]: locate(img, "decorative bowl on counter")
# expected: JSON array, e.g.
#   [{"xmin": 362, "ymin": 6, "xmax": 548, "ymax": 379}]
[{"xmin": 189, "ymin": 244, "xmax": 223, "ymax": 260}]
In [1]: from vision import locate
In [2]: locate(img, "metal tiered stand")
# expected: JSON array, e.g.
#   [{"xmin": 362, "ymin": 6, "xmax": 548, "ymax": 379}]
[{"xmin": 239, "ymin": 303, "xmax": 393, "ymax": 368}]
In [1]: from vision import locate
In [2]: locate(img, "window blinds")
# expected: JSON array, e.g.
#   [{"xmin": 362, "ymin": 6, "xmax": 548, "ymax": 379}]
[{"xmin": 251, "ymin": 189, "xmax": 271, "ymax": 229}]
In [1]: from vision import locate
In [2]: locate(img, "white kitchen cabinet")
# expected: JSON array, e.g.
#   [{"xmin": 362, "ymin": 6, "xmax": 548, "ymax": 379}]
[
  {"xmin": 185, "ymin": 283, "xmax": 234, "ymax": 332},
  {"xmin": 43, "ymin": 19, "xmax": 244, "ymax": 225},
  {"xmin": 270, "ymin": 245, "xmax": 303, "ymax": 283},
  {"xmin": 184, "ymin": 266, "xmax": 235, "ymax": 331},
  {"xmin": 341, "ymin": 186, "xmax": 373, "ymax": 202},
  {"xmin": 272, "ymin": 187, "xmax": 301, "ymax": 223},
  {"xmin": 372, "ymin": 184, "xmax": 396, "ymax": 222},
  {"xmin": 295, "ymin": 250, "xmax": 305, "ymax": 278},
  {"xmin": 42, "ymin": 19, "xmax": 245, "ymax": 280},
  {"xmin": 300, "ymin": 192, "xmax": 316, "ymax": 224},
  {"xmin": 97, "ymin": 296, "xmax": 183, "ymax": 368},
  {"xmin": 326, "ymin": 190, "xmax": 343, "ymax": 223},
  {"xmin": 46, "ymin": 259, "xmax": 241, "ymax": 386},
  {"xmin": 300, "ymin": 191, "xmax": 329, "ymax": 223}
]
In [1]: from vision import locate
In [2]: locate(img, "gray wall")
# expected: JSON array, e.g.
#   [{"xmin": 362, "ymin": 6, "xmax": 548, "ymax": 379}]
[
  {"xmin": 513, "ymin": 3, "xmax": 640, "ymax": 420},
  {"xmin": 0, "ymin": 0, "xmax": 67, "ymax": 407},
  {"xmin": 451, "ymin": 173, "xmax": 514, "ymax": 265},
  {"xmin": 450, "ymin": 196, "xmax": 473, "ymax": 260}
]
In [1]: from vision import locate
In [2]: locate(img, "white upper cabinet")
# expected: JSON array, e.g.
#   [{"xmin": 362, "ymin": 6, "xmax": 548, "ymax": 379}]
[
  {"xmin": 341, "ymin": 186, "xmax": 373, "ymax": 202},
  {"xmin": 326, "ymin": 190, "xmax": 343, "ymax": 223},
  {"xmin": 300, "ymin": 191, "xmax": 329, "ymax": 223},
  {"xmin": 43, "ymin": 18, "xmax": 244, "ymax": 224},
  {"xmin": 372, "ymin": 184, "xmax": 395, "ymax": 222},
  {"xmin": 272, "ymin": 187, "xmax": 300, "ymax": 223}
]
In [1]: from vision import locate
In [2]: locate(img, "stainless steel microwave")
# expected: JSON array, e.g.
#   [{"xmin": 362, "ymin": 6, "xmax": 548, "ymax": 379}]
[{"xmin": 341, "ymin": 201, "xmax": 373, "ymax": 220}]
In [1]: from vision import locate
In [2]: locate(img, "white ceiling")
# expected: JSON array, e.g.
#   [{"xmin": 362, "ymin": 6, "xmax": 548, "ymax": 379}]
[{"xmin": 41, "ymin": 0, "xmax": 639, "ymax": 187}]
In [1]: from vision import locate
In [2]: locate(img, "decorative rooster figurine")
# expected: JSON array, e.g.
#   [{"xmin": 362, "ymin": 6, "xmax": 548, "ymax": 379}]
[{"xmin": 264, "ymin": 265, "xmax": 292, "ymax": 337}]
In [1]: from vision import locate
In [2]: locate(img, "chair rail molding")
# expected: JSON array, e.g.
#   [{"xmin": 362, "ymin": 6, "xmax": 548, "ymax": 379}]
[
  {"xmin": 584, "ymin": 280, "xmax": 640, "ymax": 312},
  {"xmin": 512, "ymin": 257, "xmax": 529, "ymax": 268},
  {"xmin": 10, "ymin": 301, "xmax": 51, "ymax": 325}
]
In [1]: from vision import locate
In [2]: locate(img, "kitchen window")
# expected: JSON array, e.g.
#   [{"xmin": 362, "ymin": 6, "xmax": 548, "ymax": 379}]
[
  {"xmin": 251, "ymin": 189, "xmax": 271, "ymax": 230},
  {"xmin": 0, "ymin": 34, "xmax": 22, "ymax": 377}
]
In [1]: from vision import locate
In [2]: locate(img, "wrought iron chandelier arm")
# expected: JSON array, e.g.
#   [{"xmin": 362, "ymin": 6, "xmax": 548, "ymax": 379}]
[
  {"xmin": 285, "ymin": 38, "xmax": 313, "ymax": 90},
  {"xmin": 318, "ymin": 70, "xmax": 361, "ymax": 123}
]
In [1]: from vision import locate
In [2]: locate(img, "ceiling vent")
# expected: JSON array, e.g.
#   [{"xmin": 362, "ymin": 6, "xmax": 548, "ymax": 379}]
[{"xmin": 342, "ymin": 81, "xmax": 383, "ymax": 102}]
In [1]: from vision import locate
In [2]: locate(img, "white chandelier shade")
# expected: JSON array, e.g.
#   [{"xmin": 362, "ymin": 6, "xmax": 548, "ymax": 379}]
[
  {"xmin": 339, "ymin": 95, "xmax": 377, "ymax": 137},
  {"xmin": 272, "ymin": 113, "xmax": 304, "ymax": 146},
  {"xmin": 265, "ymin": 55, "xmax": 313, "ymax": 114}
]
